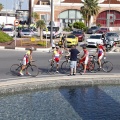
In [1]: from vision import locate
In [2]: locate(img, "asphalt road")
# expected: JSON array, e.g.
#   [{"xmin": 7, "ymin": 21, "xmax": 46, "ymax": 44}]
[{"xmin": 0, "ymin": 49, "xmax": 120, "ymax": 81}]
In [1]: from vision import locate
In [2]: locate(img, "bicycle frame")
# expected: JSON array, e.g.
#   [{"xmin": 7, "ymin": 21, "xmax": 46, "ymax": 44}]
[{"xmin": 77, "ymin": 58, "xmax": 93, "ymax": 70}]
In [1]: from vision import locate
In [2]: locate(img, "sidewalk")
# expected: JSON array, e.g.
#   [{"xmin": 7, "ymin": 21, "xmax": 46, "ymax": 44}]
[{"xmin": 0, "ymin": 73, "xmax": 120, "ymax": 95}]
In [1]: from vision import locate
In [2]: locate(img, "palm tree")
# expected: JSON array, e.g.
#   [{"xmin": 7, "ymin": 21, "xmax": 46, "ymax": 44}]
[
  {"xmin": 0, "ymin": 4, "xmax": 4, "ymax": 11},
  {"xmin": 36, "ymin": 20, "xmax": 46, "ymax": 40},
  {"xmin": 80, "ymin": 0, "xmax": 100, "ymax": 27},
  {"xmin": 32, "ymin": 12, "xmax": 39, "ymax": 22}
]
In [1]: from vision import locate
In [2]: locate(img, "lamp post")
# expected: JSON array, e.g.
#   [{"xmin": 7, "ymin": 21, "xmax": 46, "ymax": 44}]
[
  {"xmin": 108, "ymin": 0, "xmax": 111, "ymax": 27},
  {"xmin": 28, "ymin": 0, "xmax": 32, "ymax": 25},
  {"xmin": 50, "ymin": 0, "xmax": 53, "ymax": 44},
  {"xmin": 6, "ymin": 0, "xmax": 7, "ymax": 24}
]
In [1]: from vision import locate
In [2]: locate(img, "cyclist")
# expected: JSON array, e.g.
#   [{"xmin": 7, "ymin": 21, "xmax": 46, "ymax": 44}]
[
  {"xmin": 19, "ymin": 47, "xmax": 34, "ymax": 76},
  {"xmin": 95, "ymin": 43, "xmax": 106, "ymax": 68},
  {"xmin": 51, "ymin": 46, "xmax": 62, "ymax": 73},
  {"xmin": 80, "ymin": 45, "xmax": 89, "ymax": 74}
]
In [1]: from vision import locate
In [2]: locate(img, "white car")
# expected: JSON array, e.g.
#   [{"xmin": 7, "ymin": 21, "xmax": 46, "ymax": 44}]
[
  {"xmin": 86, "ymin": 34, "xmax": 104, "ymax": 47},
  {"xmin": 2, "ymin": 28, "xmax": 16, "ymax": 37}
]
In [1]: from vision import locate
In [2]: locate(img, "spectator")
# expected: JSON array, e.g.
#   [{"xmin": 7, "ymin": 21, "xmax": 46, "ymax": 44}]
[
  {"xmin": 61, "ymin": 34, "xmax": 66, "ymax": 48},
  {"xmin": 67, "ymin": 45, "xmax": 80, "ymax": 76}
]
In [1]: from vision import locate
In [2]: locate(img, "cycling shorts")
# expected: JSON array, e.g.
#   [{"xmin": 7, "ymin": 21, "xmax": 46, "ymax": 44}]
[
  {"xmin": 80, "ymin": 57, "xmax": 89, "ymax": 65},
  {"xmin": 22, "ymin": 57, "xmax": 29, "ymax": 65},
  {"xmin": 54, "ymin": 57, "xmax": 60, "ymax": 63},
  {"xmin": 98, "ymin": 53, "xmax": 104, "ymax": 60}
]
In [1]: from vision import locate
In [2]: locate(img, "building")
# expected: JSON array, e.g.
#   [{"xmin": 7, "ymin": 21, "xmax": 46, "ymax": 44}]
[{"xmin": 32, "ymin": 0, "xmax": 120, "ymax": 30}]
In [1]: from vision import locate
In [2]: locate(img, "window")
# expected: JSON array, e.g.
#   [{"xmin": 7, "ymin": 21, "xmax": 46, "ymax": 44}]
[{"xmin": 40, "ymin": 14, "xmax": 45, "ymax": 20}]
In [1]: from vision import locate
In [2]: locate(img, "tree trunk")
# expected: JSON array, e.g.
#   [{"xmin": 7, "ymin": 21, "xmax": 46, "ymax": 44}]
[{"xmin": 40, "ymin": 28, "xmax": 43, "ymax": 40}]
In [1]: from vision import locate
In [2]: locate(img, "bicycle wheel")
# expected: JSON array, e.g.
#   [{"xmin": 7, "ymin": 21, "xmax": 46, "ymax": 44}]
[
  {"xmin": 61, "ymin": 61, "xmax": 70, "ymax": 73},
  {"xmin": 93, "ymin": 61, "xmax": 100, "ymax": 72},
  {"xmin": 10, "ymin": 64, "xmax": 21, "ymax": 76},
  {"xmin": 27, "ymin": 65, "xmax": 39, "ymax": 77},
  {"xmin": 76, "ymin": 63, "xmax": 84, "ymax": 73},
  {"xmin": 47, "ymin": 64, "xmax": 56, "ymax": 74},
  {"xmin": 102, "ymin": 61, "xmax": 113, "ymax": 72},
  {"xmin": 87, "ymin": 61, "xmax": 95, "ymax": 72}
]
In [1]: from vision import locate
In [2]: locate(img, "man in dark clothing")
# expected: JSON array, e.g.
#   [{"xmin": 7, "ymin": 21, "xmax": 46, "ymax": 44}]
[
  {"xmin": 61, "ymin": 34, "xmax": 66, "ymax": 48},
  {"xmin": 67, "ymin": 45, "xmax": 80, "ymax": 75}
]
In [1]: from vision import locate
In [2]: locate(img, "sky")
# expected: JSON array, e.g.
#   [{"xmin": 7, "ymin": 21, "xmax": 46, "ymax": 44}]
[{"xmin": 0, "ymin": 0, "xmax": 29, "ymax": 10}]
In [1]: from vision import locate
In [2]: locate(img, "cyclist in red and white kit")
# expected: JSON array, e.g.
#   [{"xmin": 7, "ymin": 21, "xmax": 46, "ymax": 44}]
[
  {"xmin": 80, "ymin": 46, "xmax": 89, "ymax": 74},
  {"xmin": 51, "ymin": 46, "xmax": 62, "ymax": 73},
  {"xmin": 96, "ymin": 43, "xmax": 106, "ymax": 68}
]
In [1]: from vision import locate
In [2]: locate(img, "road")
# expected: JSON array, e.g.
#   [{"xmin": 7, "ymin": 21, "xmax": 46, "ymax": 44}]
[{"xmin": 0, "ymin": 49, "xmax": 120, "ymax": 81}]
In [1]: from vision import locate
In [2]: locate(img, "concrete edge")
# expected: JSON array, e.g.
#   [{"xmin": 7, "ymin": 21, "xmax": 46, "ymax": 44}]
[
  {"xmin": 0, "ymin": 74, "xmax": 120, "ymax": 95},
  {"xmin": 0, "ymin": 46, "xmax": 52, "ymax": 52}
]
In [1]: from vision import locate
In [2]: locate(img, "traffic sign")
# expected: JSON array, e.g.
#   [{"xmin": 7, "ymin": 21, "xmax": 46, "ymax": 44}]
[{"xmin": 14, "ymin": 19, "xmax": 19, "ymax": 26}]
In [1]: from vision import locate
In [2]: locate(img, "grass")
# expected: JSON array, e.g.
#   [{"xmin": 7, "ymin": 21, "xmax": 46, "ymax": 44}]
[{"xmin": 0, "ymin": 31, "xmax": 13, "ymax": 43}]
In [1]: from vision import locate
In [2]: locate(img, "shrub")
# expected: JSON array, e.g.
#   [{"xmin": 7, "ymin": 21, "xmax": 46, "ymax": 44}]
[
  {"xmin": 73, "ymin": 21, "xmax": 86, "ymax": 31},
  {"xmin": 37, "ymin": 41, "xmax": 50, "ymax": 47},
  {"xmin": 63, "ymin": 27, "xmax": 72, "ymax": 32},
  {"xmin": 0, "ymin": 31, "xmax": 13, "ymax": 43}
]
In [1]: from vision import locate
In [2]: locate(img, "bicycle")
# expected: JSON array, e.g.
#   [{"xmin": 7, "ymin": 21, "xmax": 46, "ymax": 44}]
[
  {"xmin": 10, "ymin": 59, "xmax": 39, "ymax": 77},
  {"xmin": 61, "ymin": 56, "xmax": 71, "ymax": 74},
  {"xmin": 61, "ymin": 56, "xmax": 80, "ymax": 74},
  {"xmin": 89, "ymin": 55, "xmax": 113, "ymax": 72},
  {"xmin": 47, "ymin": 59, "xmax": 61, "ymax": 74},
  {"xmin": 76, "ymin": 57, "xmax": 95, "ymax": 73}
]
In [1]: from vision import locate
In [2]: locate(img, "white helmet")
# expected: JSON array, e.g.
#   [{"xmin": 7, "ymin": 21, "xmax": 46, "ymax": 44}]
[{"xmin": 29, "ymin": 47, "xmax": 34, "ymax": 51}]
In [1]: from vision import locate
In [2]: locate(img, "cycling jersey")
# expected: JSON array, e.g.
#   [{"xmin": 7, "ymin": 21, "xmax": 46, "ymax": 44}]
[
  {"xmin": 23, "ymin": 50, "xmax": 31, "ymax": 65},
  {"xmin": 97, "ymin": 45, "xmax": 104, "ymax": 59},
  {"xmin": 98, "ymin": 45, "xmax": 104, "ymax": 55},
  {"xmin": 53, "ymin": 50, "xmax": 62, "ymax": 63},
  {"xmin": 80, "ymin": 49, "xmax": 89, "ymax": 64}
]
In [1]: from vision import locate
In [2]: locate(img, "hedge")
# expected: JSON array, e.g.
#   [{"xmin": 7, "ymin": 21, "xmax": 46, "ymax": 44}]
[{"xmin": 0, "ymin": 31, "xmax": 13, "ymax": 43}]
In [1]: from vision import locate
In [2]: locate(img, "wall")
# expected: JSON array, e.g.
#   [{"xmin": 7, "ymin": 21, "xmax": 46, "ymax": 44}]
[{"xmin": 0, "ymin": 16, "xmax": 15, "ymax": 25}]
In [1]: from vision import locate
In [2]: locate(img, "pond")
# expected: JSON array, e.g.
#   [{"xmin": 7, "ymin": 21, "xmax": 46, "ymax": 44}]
[{"xmin": 0, "ymin": 85, "xmax": 120, "ymax": 120}]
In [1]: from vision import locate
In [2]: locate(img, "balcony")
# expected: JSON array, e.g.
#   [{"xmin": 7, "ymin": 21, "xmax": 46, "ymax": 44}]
[{"xmin": 33, "ymin": 5, "xmax": 51, "ymax": 12}]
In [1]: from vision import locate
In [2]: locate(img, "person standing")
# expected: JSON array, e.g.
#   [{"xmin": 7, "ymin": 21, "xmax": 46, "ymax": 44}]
[{"xmin": 67, "ymin": 45, "xmax": 80, "ymax": 76}]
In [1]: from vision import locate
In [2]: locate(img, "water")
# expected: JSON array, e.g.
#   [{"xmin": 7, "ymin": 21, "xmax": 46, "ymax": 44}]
[{"xmin": 0, "ymin": 85, "xmax": 120, "ymax": 120}]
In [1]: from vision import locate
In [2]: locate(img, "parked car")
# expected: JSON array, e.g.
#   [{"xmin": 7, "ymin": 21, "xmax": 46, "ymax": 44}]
[
  {"xmin": 18, "ymin": 28, "xmax": 35, "ymax": 38},
  {"xmin": 31, "ymin": 28, "xmax": 40, "ymax": 37},
  {"xmin": 86, "ymin": 34, "xmax": 104, "ymax": 47},
  {"xmin": 2, "ymin": 28, "xmax": 16, "ymax": 37},
  {"xmin": 87, "ymin": 26, "xmax": 100, "ymax": 34},
  {"xmin": 58, "ymin": 34, "xmax": 78, "ymax": 47},
  {"xmin": 43, "ymin": 26, "xmax": 62, "ymax": 39},
  {"xmin": 105, "ymin": 32, "xmax": 120, "ymax": 43},
  {"xmin": 71, "ymin": 30, "xmax": 85, "ymax": 42},
  {"xmin": 96, "ymin": 27, "xmax": 110, "ymax": 34}
]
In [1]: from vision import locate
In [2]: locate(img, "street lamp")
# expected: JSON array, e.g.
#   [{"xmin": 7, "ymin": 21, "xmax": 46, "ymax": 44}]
[
  {"xmin": 6, "ymin": 0, "xmax": 7, "ymax": 24},
  {"xmin": 50, "ymin": 0, "xmax": 53, "ymax": 44},
  {"xmin": 108, "ymin": 0, "xmax": 111, "ymax": 27},
  {"xmin": 28, "ymin": 0, "xmax": 32, "ymax": 25}
]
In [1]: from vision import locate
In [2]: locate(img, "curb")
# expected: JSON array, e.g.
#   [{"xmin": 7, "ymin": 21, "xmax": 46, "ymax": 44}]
[
  {"xmin": 0, "ymin": 74, "xmax": 120, "ymax": 95},
  {"xmin": 0, "ymin": 46, "xmax": 52, "ymax": 52}
]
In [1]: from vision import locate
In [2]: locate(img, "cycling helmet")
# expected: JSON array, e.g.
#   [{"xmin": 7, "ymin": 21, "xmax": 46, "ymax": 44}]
[
  {"xmin": 96, "ymin": 42, "xmax": 101, "ymax": 45},
  {"xmin": 29, "ymin": 47, "xmax": 34, "ymax": 51},
  {"xmin": 56, "ymin": 46, "xmax": 60, "ymax": 49}
]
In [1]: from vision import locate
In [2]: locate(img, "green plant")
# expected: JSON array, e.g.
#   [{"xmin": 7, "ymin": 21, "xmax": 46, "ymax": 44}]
[
  {"xmin": 0, "ymin": 31, "xmax": 13, "ymax": 42},
  {"xmin": 73, "ymin": 21, "xmax": 86, "ymax": 30},
  {"xmin": 36, "ymin": 20, "xmax": 46, "ymax": 40},
  {"xmin": 37, "ymin": 41, "xmax": 50, "ymax": 47},
  {"xmin": 80, "ymin": 0, "xmax": 100, "ymax": 27},
  {"xmin": 97, "ymin": 23, "xmax": 101, "ymax": 27},
  {"xmin": 63, "ymin": 27, "xmax": 72, "ymax": 32}
]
